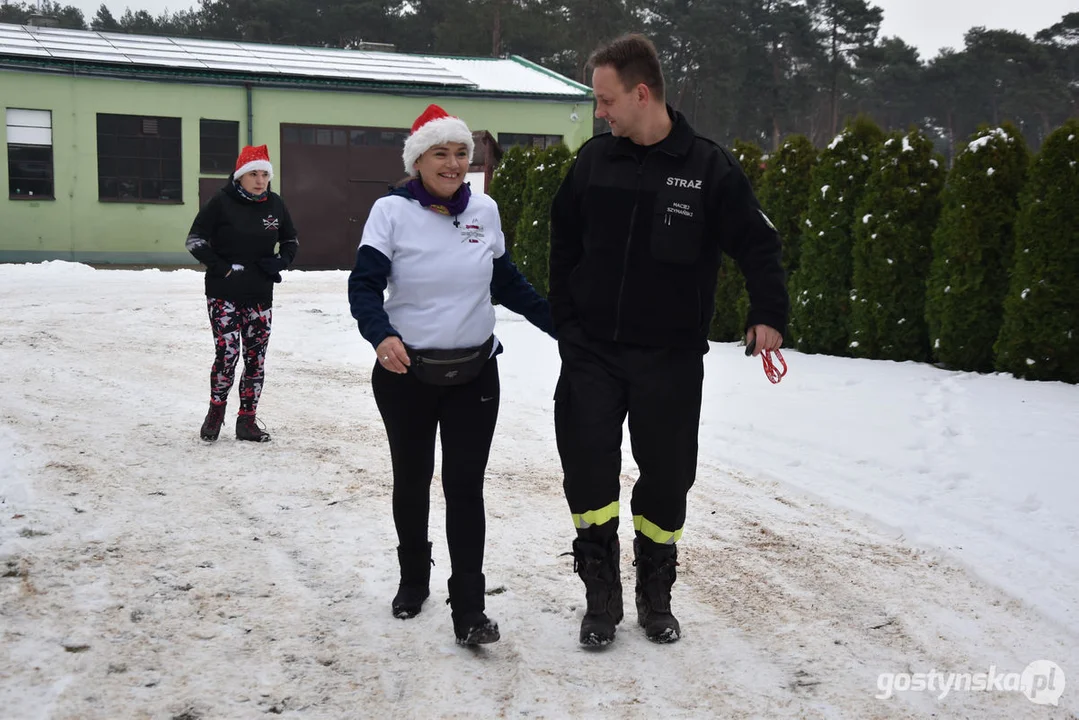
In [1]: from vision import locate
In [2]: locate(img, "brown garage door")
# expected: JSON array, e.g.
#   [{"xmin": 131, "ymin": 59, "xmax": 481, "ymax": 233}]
[{"xmin": 281, "ymin": 124, "xmax": 409, "ymax": 269}]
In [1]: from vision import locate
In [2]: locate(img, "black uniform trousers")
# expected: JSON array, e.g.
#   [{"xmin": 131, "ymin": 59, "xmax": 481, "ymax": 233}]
[
  {"xmin": 554, "ymin": 324, "xmax": 704, "ymax": 545},
  {"xmin": 372, "ymin": 357, "xmax": 500, "ymax": 575}
]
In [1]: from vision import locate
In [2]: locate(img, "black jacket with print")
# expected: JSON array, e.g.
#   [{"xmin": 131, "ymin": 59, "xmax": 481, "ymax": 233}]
[
  {"xmin": 185, "ymin": 182, "xmax": 299, "ymax": 305},
  {"xmin": 549, "ymin": 107, "xmax": 788, "ymax": 352}
]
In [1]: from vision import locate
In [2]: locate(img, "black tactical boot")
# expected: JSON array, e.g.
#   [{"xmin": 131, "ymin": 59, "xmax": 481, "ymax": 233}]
[
  {"xmin": 634, "ymin": 536, "xmax": 681, "ymax": 643},
  {"xmin": 573, "ymin": 535, "xmax": 623, "ymax": 646},
  {"xmin": 200, "ymin": 402, "xmax": 227, "ymax": 441},
  {"xmin": 236, "ymin": 414, "xmax": 270, "ymax": 442},
  {"xmin": 392, "ymin": 542, "xmax": 433, "ymax": 619},
  {"xmin": 447, "ymin": 573, "xmax": 500, "ymax": 646}
]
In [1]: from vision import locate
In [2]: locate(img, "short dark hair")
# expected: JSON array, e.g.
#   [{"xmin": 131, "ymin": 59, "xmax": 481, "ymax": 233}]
[{"xmin": 588, "ymin": 33, "xmax": 665, "ymax": 103}]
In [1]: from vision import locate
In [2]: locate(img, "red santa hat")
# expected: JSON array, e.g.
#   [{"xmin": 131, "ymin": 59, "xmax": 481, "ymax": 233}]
[
  {"xmin": 233, "ymin": 144, "xmax": 274, "ymax": 181},
  {"xmin": 401, "ymin": 104, "xmax": 474, "ymax": 176}
]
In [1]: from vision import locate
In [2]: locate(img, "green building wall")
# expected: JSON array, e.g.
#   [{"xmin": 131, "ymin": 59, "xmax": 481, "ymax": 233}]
[{"xmin": 0, "ymin": 68, "xmax": 591, "ymax": 264}]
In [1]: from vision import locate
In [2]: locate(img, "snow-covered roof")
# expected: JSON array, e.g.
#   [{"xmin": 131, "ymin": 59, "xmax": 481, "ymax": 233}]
[
  {"xmin": 434, "ymin": 56, "xmax": 587, "ymax": 97},
  {"xmin": 0, "ymin": 22, "xmax": 591, "ymax": 99}
]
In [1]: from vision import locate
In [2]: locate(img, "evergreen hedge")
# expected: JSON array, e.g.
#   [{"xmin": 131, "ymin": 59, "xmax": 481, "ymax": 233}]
[
  {"xmin": 789, "ymin": 116, "xmax": 885, "ymax": 355},
  {"xmin": 487, "ymin": 144, "xmax": 535, "ymax": 259},
  {"xmin": 733, "ymin": 139, "xmax": 766, "ymax": 187},
  {"xmin": 514, "ymin": 143, "xmax": 573, "ymax": 296},
  {"xmin": 994, "ymin": 119, "xmax": 1079, "ymax": 383},
  {"xmin": 849, "ymin": 129, "xmax": 945, "ymax": 362},
  {"xmin": 925, "ymin": 123, "xmax": 1029, "ymax": 372},
  {"xmin": 758, "ymin": 134, "xmax": 818, "ymax": 276}
]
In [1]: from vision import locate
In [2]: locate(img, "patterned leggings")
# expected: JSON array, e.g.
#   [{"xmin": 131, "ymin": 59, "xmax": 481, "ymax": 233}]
[{"xmin": 207, "ymin": 298, "xmax": 272, "ymax": 415}]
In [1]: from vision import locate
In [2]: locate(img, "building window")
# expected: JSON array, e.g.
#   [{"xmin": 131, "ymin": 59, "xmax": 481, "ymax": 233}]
[
  {"xmin": 498, "ymin": 133, "xmax": 563, "ymax": 150},
  {"xmin": 200, "ymin": 119, "xmax": 239, "ymax": 174},
  {"xmin": 96, "ymin": 113, "xmax": 182, "ymax": 203},
  {"xmin": 349, "ymin": 129, "xmax": 408, "ymax": 147},
  {"xmin": 282, "ymin": 124, "xmax": 401, "ymax": 146},
  {"xmin": 7, "ymin": 108, "xmax": 54, "ymax": 200}
]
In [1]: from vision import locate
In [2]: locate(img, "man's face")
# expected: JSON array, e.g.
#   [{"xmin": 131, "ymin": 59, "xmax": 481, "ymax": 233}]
[{"xmin": 592, "ymin": 64, "xmax": 642, "ymax": 138}]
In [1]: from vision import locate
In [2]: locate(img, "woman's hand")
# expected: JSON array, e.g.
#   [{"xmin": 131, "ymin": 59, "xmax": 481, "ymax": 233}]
[{"xmin": 376, "ymin": 336, "xmax": 410, "ymax": 374}]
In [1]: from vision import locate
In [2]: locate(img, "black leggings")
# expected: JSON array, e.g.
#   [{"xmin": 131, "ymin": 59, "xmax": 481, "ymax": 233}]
[
  {"xmin": 372, "ymin": 357, "xmax": 500, "ymax": 575},
  {"xmin": 207, "ymin": 298, "xmax": 272, "ymax": 415}
]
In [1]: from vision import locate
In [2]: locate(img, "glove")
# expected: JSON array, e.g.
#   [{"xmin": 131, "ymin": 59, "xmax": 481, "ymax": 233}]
[
  {"xmin": 210, "ymin": 261, "xmax": 232, "ymax": 277},
  {"xmin": 259, "ymin": 255, "xmax": 288, "ymax": 274}
]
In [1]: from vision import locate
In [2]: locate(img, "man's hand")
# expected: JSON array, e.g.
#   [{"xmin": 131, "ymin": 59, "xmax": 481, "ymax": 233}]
[
  {"xmin": 376, "ymin": 336, "xmax": 410, "ymax": 374},
  {"xmin": 745, "ymin": 324, "xmax": 783, "ymax": 357}
]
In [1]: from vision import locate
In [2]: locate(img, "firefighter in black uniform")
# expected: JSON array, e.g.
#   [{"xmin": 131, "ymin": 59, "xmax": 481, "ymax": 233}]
[{"xmin": 549, "ymin": 33, "xmax": 790, "ymax": 646}]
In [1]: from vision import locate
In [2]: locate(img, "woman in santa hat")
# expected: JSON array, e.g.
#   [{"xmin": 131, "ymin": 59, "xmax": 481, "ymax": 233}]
[
  {"xmin": 186, "ymin": 144, "xmax": 299, "ymax": 443},
  {"xmin": 348, "ymin": 104, "xmax": 555, "ymax": 646}
]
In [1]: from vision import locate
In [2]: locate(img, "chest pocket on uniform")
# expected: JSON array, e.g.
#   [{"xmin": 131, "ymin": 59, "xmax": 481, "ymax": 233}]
[{"xmin": 651, "ymin": 197, "xmax": 704, "ymax": 264}]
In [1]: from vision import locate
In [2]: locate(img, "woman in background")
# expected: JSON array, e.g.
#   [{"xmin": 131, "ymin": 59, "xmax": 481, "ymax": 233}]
[{"xmin": 186, "ymin": 144, "xmax": 298, "ymax": 443}]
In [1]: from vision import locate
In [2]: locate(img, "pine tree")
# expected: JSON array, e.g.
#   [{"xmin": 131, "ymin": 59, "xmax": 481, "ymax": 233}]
[
  {"xmin": 758, "ymin": 133, "xmax": 817, "ymax": 275},
  {"xmin": 788, "ymin": 116, "xmax": 884, "ymax": 355},
  {"xmin": 925, "ymin": 123, "xmax": 1029, "ymax": 372},
  {"xmin": 994, "ymin": 119, "xmax": 1079, "ymax": 383},
  {"xmin": 514, "ymin": 143, "xmax": 572, "ymax": 296},
  {"xmin": 487, "ymin": 144, "xmax": 535, "ymax": 260},
  {"xmin": 849, "ymin": 129, "xmax": 945, "ymax": 362},
  {"xmin": 91, "ymin": 4, "xmax": 121, "ymax": 31},
  {"xmin": 710, "ymin": 140, "xmax": 764, "ymax": 342}
]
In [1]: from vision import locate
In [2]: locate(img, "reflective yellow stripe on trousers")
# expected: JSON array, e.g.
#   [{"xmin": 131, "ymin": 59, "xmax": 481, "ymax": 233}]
[
  {"xmin": 572, "ymin": 501, "xmax": 619, "ymax": 529},
  {"xmin": 633, "ymin": 515, "xmax": 682, "ymax": 545}
]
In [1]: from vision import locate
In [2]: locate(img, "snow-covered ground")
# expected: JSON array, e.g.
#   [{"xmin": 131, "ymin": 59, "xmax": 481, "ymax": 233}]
[{"xmin": 1, "ymin": 262, "xmax": 1076, "ymax": 719}]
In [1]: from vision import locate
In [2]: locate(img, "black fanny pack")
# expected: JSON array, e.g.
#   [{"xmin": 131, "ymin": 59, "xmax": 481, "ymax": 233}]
[{"xmin": 407, "ymin": 335, "xmax": 494, "ymax": 386}]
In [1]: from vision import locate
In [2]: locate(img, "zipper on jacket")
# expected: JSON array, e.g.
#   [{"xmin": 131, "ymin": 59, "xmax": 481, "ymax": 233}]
[{"xmin": 613, "ymin": 161, "xmax": 645, "ymax": 342}]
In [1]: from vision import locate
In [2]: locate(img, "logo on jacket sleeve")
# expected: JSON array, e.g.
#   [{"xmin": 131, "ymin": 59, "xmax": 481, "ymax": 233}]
[
  {"xmin": 263, "ymin": 215, "xmax": 280, "ymax": 230},
  {"xmin": 758, "ymin": 209, "xmax": 776, "ymax": 231},
  {"xmin": 667, "ymin": 176, "xmax": 703, "ymax": 189}
]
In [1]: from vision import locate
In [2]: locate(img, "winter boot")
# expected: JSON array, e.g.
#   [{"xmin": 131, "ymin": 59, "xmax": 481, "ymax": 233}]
[
  {"xmin": 572, "ymin": 535, "xmax": 623, "ymax": 646},
  {"xmin": 633, "ymin": 536, "xmax": 681, "ymax": 643},
  {"xmin": 447, "ymin": 573, "xmax": 500, "ymax": 646},
  {"xmin": 236, "ymin": 414, "xmax": 270, "ymax": 442},
  {"xmin": 392, "ymin": 542, "xmax": 433, "ymax": 619},
  {"xmin": 200, "ymin": 402, "xmax": 227, "ymax": 441}
]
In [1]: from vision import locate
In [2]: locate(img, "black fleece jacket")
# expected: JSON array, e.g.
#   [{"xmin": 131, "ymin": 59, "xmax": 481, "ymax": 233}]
[
  {"xmin": 549, "ymin": 107, "xmax": 789, "ymax": 352},
  {"xmin": 186, "ymin": 182, "xmax": 298, "ymax": 305}
]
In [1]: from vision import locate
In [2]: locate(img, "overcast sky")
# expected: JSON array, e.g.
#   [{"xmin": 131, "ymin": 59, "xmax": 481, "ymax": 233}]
[{"xmin": 59, "ymin": 0, "xmax": 1076, "ymax": 61}]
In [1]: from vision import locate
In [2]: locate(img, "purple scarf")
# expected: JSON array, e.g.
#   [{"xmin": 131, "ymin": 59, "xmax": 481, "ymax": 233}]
[{"xmin": 407, "ymin": 178, "xmax": 471, "ymax": 217}]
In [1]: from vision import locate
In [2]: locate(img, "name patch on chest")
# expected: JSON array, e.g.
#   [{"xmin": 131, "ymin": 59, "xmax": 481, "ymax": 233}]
[{"xmin": 666, "ymin": 201, "xmax": 695, "ymax": 219}]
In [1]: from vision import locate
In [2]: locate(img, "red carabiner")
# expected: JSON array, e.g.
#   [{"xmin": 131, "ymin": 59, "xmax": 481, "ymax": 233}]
[{"xmin": 761, "ymin": 349, "xmax": 787, "ymax": 384}]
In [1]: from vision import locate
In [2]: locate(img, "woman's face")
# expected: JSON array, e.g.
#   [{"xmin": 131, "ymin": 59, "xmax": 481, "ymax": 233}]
[
  {"xmin": 414, "ymin": 142, "xmax": 468, "ymax": 200},
  {"xmin": 239, "ymin": 170, "xmax": 270, "ymax": 195}
]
